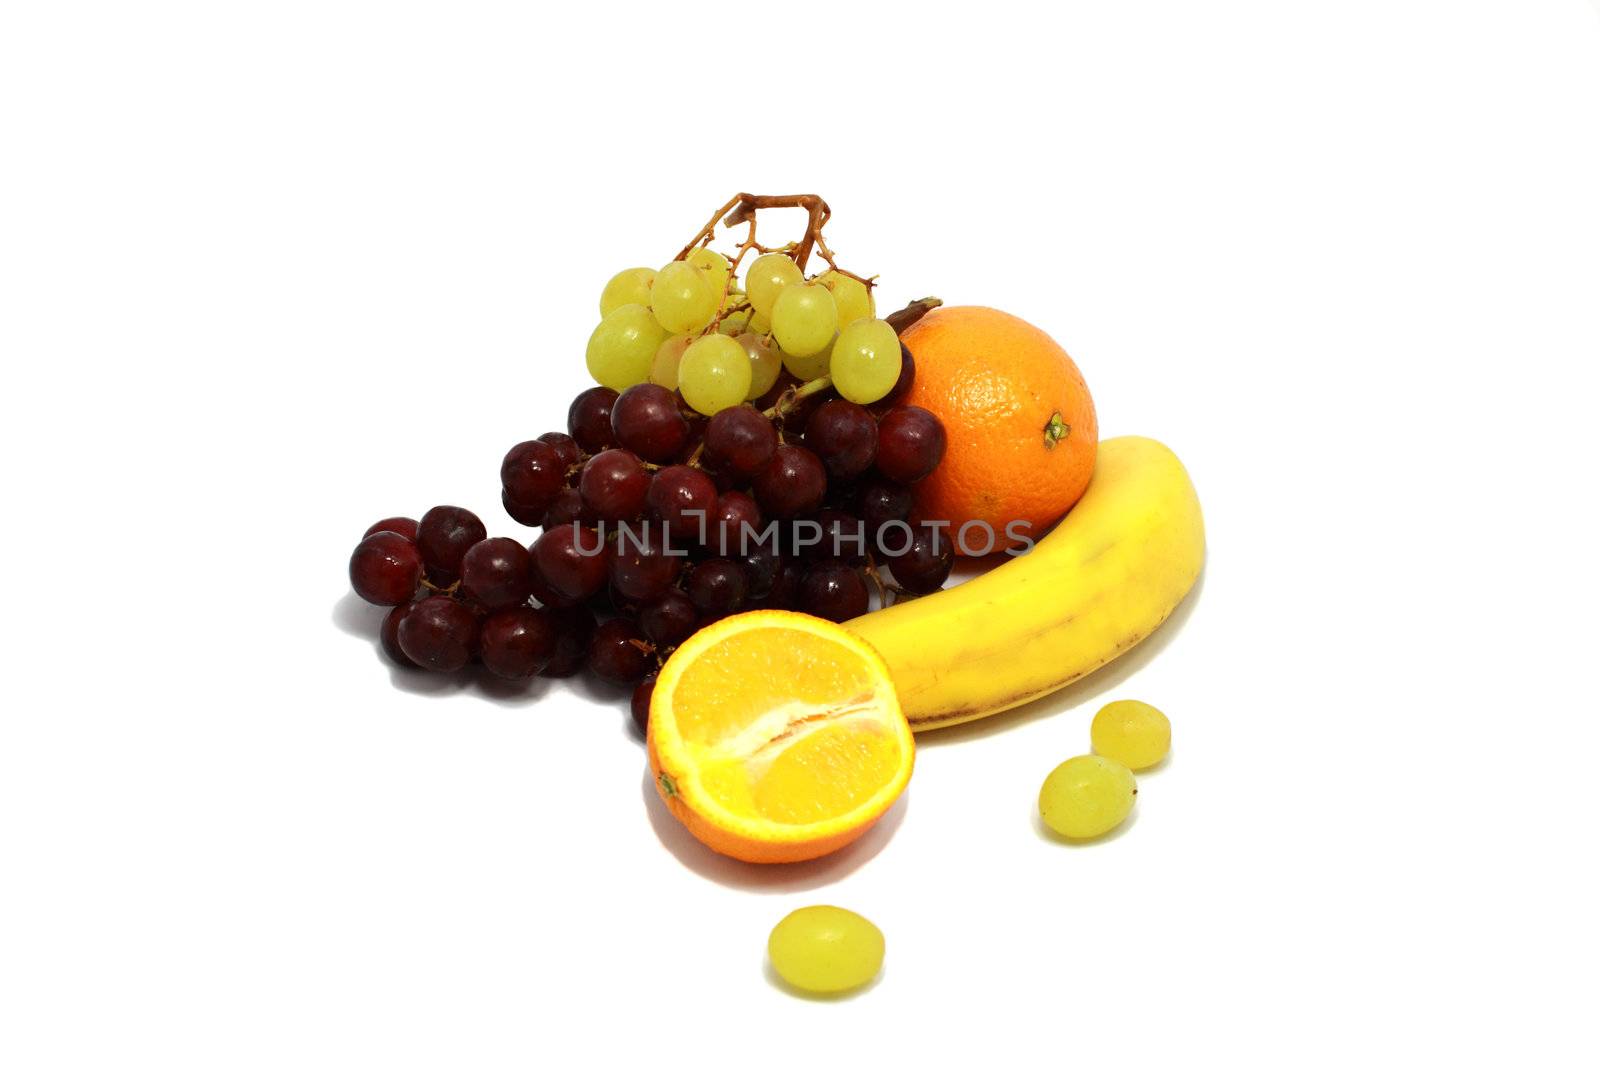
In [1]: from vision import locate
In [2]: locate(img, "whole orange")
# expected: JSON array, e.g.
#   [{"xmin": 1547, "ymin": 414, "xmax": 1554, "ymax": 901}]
[{"xmin": 899, "ymin": 306, "xmax": 1097, "ymax": 554}]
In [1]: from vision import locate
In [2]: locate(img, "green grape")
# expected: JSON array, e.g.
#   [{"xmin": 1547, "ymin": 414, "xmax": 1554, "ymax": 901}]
[
  {"xmin": 819, "ymin": 270, "xmax": 874, "ymax": 328},
  {"xmin": 650, "ymin": 334, "xmax": 691, "ymax": 390},
  {"xmin": 829, "ymin": 318, "xmax": 901, "ymax": 404},
  {"xmin": 651, "ymin": 260, "xmax": 718, "ymax": 333},
  {"xmin": 599, "ymin": 267, "xmax": 656, "ymax": 317},
  {"xmin": 736, "ymin": 331, "xmax": 782, "ymax": 399},
  {"xmin": 586, "ymin": 303, "xmax": 667, "ymax": 390},
  {"xmin": 1091, "ymin": 700, "xmax": 1171, "ymax": 770},
  {"xmin": 679, "ymin": 334, "xmax": 753, "ymax": 416},
  {"xmin": 771, "ymin": 283, "xmax": 838, "ymax": 358},
  {"xmin": 1038, "ymin": 755, "xmax": 1137, "ymax": 840},
  {"xmin": 780, "ymin": 338, "xmax": 831, "ymax": 381},
  {"xmin": 746, "ymin": 252, "xmax": 804, "ymax": 317},
  {"xmin": 686, "ymin": 247, "xmax": 731, "ymax": 299},
  {"xmin": 750, "ymin": 310, "xmax": 772, "ymax": 336},
  {"xmin": 767, "ymin": 906, "xmax": 884, "ymax": 995},
  {"xmin": 718, "ymin": 305, "xmax": 752, "ymax": 336}
]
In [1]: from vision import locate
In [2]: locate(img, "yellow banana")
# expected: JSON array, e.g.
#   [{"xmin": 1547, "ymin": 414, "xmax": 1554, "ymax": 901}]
[{"xmin": 843, "ymin": 436, "xmax": 1204, "ymax": 731}]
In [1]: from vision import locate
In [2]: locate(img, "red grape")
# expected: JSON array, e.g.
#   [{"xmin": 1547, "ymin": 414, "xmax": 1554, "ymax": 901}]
[
  {"xmin": 687, "ymin": 558, "xmax": 749, "ymax": 619},
  {"xmin": 538, "ymin": 431, "xmax": 582, "ymax": 469},
  {"xmin": 380, "ymin": 601, "xmax": 420, "ymax": 668},
  {"xmin": 646, "ymin": 464, "xmax": 717, "ymax": 542},
  {"xmin": 889, "ymin": 524, "xmax": 954, "ymax": 594},
  {"xmin": 350, "ymin": 531, "xmax": 423, "ymax": 606},
  {"xmin": 631, "ymin": 675, "xmax": 657, "ymax": 735},
  {"xmin": 612, "ymin": 384, "xmax": 691, "ymax": 463},
  {"xmin": 397, "ymin": 595, "xmax": 478, "ymax": 672},
  {"xmin": 608, "ymin": 522, "xmax": 682, "ymax": 603},
  {"xmin": 568, "ymin": 386, "xmax": 620, "ymax": 453},
  {"xmin": 579, "ymin": 449, "xmax": 650, "ymax": 522},
  {"xmin": 365, "ymin": 517, "xmax": 419, "ymax": 542},
  {"xmin": 530, "ymin": 523, "xmax": 608, "ymax": 604},
  {"xmin": 639, "ymin": 590, "xmax": 698, "ymax": 649},
  {"xmin": 740, "ymin": 544, "xmax": 784, "ymax": 599},
  {"xmin": 869, "ymin": 344, "xmax": 916, "ymax": 413},
  {"xmin": 417, "ymin": 505, "xmax": 487, "ymax": 578},
  {"xmin": 503, "ymin": 489, "xmax": 548, "ymax": 527},
  {"xmin": 800, "ymin": 560, "xmax": 869, "ymax": 621},
  {"xmin": 805, "ymin": 400, "xmax": 878, "ymax": 479},
  {"xmin": 874, "ymin": 406, "xmax": 946, "ymax": 485},
  {"xmin": 762, "ymin": 562, "xmax": 804, "ymax": 609},
  {"xmin": 479, "ymin": 605, "xmax": 558, "ymax": 679},
  {"xmin": 540, "ymin": 487, "xmax": 588, "ymax": 531},
  {"xmin": 709, "ymin": 491, "xmax": 762, "ymax": 556},
  {"xmin": 501, "ymin": 439, "xmax": 565, "ymax": 518},
  {"xmin": 541, "ymin": 605, "xmax": 596, "ymax": 677},
  {"xmin": 587, "ymin": 617, "xmax": 654, "ymax": 686},
  {"xmin": 752, "ymin": 444, "xmax": 827, "ymax": 518},
  {"xmin": 703, "ymin": 405, "xmax": 778, "ymax": 478},
  {"xmin": 859, "ymin": 478, "xmax": 913, "ymax": 538},
  {"xmin": 460, "ymin": 537, "xmax": 535, "ymax": 610},
  {"xmin": 812, "ymin": 508, "xmax": 867, "ymax": 563}
]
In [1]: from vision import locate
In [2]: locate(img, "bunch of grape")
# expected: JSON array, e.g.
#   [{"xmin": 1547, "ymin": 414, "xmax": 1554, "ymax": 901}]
[{"xmin": 346, "ymin": 204, "xmax": 954, "ymax": 734}]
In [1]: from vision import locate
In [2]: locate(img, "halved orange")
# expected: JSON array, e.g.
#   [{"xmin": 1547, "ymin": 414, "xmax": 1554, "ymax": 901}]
[{"xmin": 647, "ymin": 610, "xmax": 914, "ymax": 864}]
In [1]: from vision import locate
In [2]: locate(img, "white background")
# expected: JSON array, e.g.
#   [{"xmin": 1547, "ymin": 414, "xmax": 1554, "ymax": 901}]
[{"xmin": 4, "ymin": 2, "xmax": 1598, "ymax": 1063}]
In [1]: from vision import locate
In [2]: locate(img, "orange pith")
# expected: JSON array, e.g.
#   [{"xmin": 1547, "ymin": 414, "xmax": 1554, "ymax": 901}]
[
  {"xmin": 647, "ymin": 610, "xmax": 914, "ymax": 864},
  {"xmin": 899, "ymin": 306, "xmax": 1098, "ymax": 554}
]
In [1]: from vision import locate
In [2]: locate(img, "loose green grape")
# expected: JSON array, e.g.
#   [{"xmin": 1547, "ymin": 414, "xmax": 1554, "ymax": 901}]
[
  {"xmin": 1091, "ymin": 700, "xmax": 1171, "ymax": 770},
  {"xmin": 1038, "ymin": 755, "xmax": 1137, "ymax": 839},
  {"xmin": 651, "ymin": 260, "xmax": 718, "ymax": 333},
  {"xmin": 772, "ymin": 283, "xmax": 838, "ymax": 358},
  {"xmin": 586, "ymin": 304, "xmax": 667, "ymax": 391},
  {"xmin": 650, "ymin": 334, "xmax": 691, "ymax": 390},
  {"xmin": 599, "ymin": 267, "xmax": 656, "ymax": 317},
  {"xmin": 767, "ymin": 906, "xmax": 884, "ymax": 995},
  {"xmin": 679, "ymin": 334, "xmax": 753, "ymax": 416},
  {"xmin": 780, "ymin": 338, "xmax": 831, "ymax": 381},
  {"xmin": 830, "ymin": 318, "xmax": 901, "ymax": 404},
  {"xmin": 746, "ymin": 252, "xmax": 804, "ymax": 317},
  {"xmin": 819, "ymin": 270, "xmax": 874, "ymax": 328},
  {"xmin": 686, "ymin": 247, "xmax": 731, "ymax": 299},
  {"xmin": 736, "ymin": 331, "xmax": 782, "ymax": 399}
]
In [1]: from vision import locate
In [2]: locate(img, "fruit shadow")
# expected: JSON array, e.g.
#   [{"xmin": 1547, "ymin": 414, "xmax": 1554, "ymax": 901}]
[
  {"xmin": 329, "ymin": 591, "xmax": 552, "ymax": 704},
  {"xmin": 641, "ymin": 768, "xmax": 910, "ymax": 892},
  {"xmin": 913, "ymin": 565, "xmax": 1207, "ymax": 746}
]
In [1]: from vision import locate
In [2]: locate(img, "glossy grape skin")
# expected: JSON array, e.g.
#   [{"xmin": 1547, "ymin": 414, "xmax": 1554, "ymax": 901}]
[
  {"xmin": 1038, "ymin": 755, "xmax": 1137, "ymax": 839},
  {"xmin": 805, "ymin": 400, "xmax": 878, "ymax": 479},
  {"xmin": 739, "ymin": 543, "xmax": 784, "ymax": 599},
  {"xmin": 687, "ymin": 558, "xmax": 748, "ymax": 619},
  {"xmin": 350, "ymin": 532, "xmax": 424, "ymax": 606},
  {"xmin": 646, "ymin": 464, "xmax": 718, "ymax": 542},
  {"xmin": 708, "ymin": 491, "xmax": 761, "ymax": 557},
  {"xmin": 567, "ymin": 387, "xmax": 620, "ymax": 453},
  {"xmin": 608, "ymin": 522, "xmax": 682, "ymax": 603},
  {"xmin": 735, "ymin": 331, "xmax": 782, "ymax": 399},
  {"xmin": 579, "ymin": 449, "xmax": 650, "ymax": 521},
  {"xmin": 747, "ymin": 252, "xmax": 804, "ymax": 317},
  {"xmin": 874, "ymin": 406, "xmax": 947, "ymax": 485},
  {"xmin": 380, "ymin": 601, "xmax": 420, "ymax": 668},
  {"xmin": 869, "ymin": 345, "xmax": 915, "ymax": 414},
  {"xmin": 818, "ymin": 270, "xmax": 875, "ymax": 327},
  {"xmin": 752, "ymin": 444, "xmax": 827, "ymax": 518},
  {"xmin": 650, "ymin": 334, "xmax": 690, "ymax": 389},
  {"xmin": 859, "ymin": 479, "xmax": 913, "ymax": 540},
  {"xmin": 631, "ymin": 675, "xmax": 657, "ymax": 735},
  {"xmin": 800, "ymin": 560, "xmax": 869, "ymax": 621},
  {"xmin": 396, "ymin": 596, "xmax": 479, "ymax": 672},
  {"xmin": 599, "ymin": 266, "xmax": 656, "ymax": 317},
  {"xmin": 416, "ymin": 505, "xmax": 487, "ymax": 579},
  {"xmin": 537, "ymin": 431, "xmax": 582, "ymax": 470},
  {"xmin": 587, "ymin": 303, "xmax": 667, "ymax": 390},
  {"xmin": 503, "ymin": 488, "xmax": 547, "ymax": 527},
  {"xmin": 539, "ymin": 487, "xmax": 588, "ymax": 531},
  {"xmin": 460, "ymin": 537, "xmax": 535, "ymax": 610},
  {"xmin": 771, "ymin": 282, "xmax": 838, "ymax": 358},
  {"xmin": 830, "ymin": 318, "xmax": 902, "ymax": 405},
  {"xmin": 686, "ymin": 247, "xmax": 731, "ymax": 297},
  {"xmin": 651, "ymin": 260, "xmax": 718, "ymax": 333},
  {"xmin": 364, "ymin": 517, "xmax": 419, "ymax": 542},
  {"xmin": 1090, "ymin": 700, "xmax": 1172, "ymax": 770},
  {"xmin": 478, "ymin": 605, "xmax": 558, "ymax": 679},
  {"xmin": 888, "ymin": 524, "xmax": 953, "ymax": 594},
  {"xmin": 530, "ymin": 523, "xmax": 609, "ymax": 604},
  {"xmin": 679, "ymin": 334, "xmax": 753, "ymax": 417},
  {"xmin": 540, "ymin": 605, "xmax": 596, "ymax": 678},
  {"xmin": 500, "ymin": 439, "xmax": 565, "ymax": 517},
  {"xmin": 767, "ymin": 906, "xmax": 884, "ymax": 995},
  {"xmin": 812, "ymin": 508, "xmax": 868, "ymax": 564},
  {"xmin": 639, "ymin": 590, "xmax": 698, "ymax": 649},
  {"xmin": 611, "ymin": 383, "xmax": 691, "ymax": 463},
  {"xmin": 703, "ymin": 405, "xmax": 778, "ymax": 478},
  {"xmin": 587, "ymin": 617, "xmax": 654, "ymax": 686}
]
